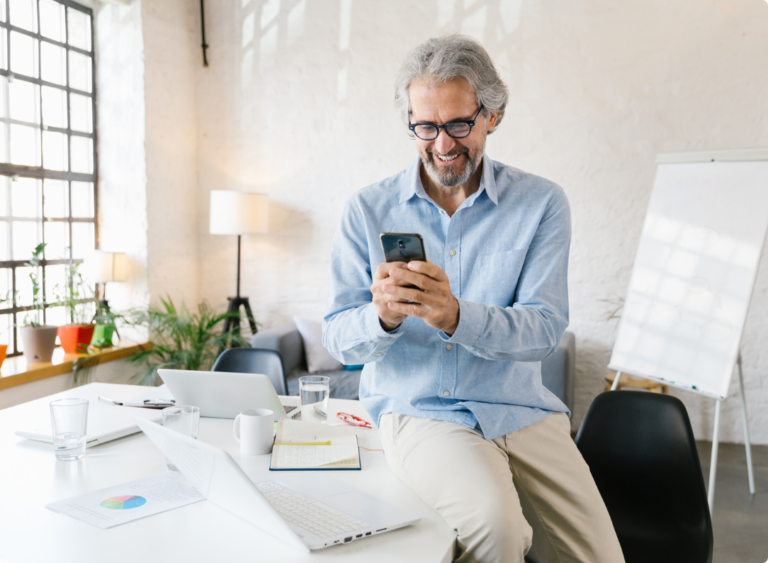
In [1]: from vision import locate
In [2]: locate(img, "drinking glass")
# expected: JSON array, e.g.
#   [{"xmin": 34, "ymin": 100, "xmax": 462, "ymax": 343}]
[
  {"xmin": 299, "ymin": 376, "xmax": 330, "ymax": 424},
  {"xmin": 50, "ymin": 398, "xmax": 88, "ymax": 461},
  {"xmin": 161, "ymin": 405, "xmax": 200, "ymax": 471}
]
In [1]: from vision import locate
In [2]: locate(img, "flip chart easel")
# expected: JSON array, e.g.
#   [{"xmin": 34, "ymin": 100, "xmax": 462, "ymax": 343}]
[{"xmin": 608, "ymin": 149, "xmax": 768, "ymax": 511}]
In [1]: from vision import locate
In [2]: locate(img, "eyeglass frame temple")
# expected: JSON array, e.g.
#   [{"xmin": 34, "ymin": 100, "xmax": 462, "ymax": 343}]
[{"xmin": 407, "ymin": 105, "xmax": 485, "ymax": 140}]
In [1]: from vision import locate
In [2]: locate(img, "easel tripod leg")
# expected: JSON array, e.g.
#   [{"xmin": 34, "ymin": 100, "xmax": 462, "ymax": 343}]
[
  {"xmin": 708, "ymin": 398, "xmax": 722, "ymax": 512},
  {"xmin": 737, "ymin": 354, "xmax": 756, "ymax": 495},
  {"xmin": 610, "ymin": 371, "xmax": 622, "ymax": 391}
]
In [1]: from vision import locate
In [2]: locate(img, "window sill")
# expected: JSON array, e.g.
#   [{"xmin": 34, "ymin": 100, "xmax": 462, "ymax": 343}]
[{"xmin": 0, "ymin": 341, "xmax": 150, "ymax": 391}]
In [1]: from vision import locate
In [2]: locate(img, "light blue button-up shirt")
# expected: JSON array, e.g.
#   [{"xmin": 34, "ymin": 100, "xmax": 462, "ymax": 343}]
[{"xmin": 322, "ymin": 154, "xmax": 571, "ymax": 440}]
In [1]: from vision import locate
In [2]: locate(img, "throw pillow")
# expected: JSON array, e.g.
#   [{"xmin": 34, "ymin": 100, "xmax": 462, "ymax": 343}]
[{"xmin": 293, "ymin": 316, "xmax": 344, "ymax": 374}]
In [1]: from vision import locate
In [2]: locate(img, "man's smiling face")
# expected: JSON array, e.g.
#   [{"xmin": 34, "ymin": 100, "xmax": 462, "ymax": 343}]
[{"xmin": 409, "ymin": 77, "xmax": 496, "ymax": 188}]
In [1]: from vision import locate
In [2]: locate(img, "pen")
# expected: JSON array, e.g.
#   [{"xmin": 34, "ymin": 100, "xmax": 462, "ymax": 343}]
[{"xmin": 98, "ymin": 396, "xmax": 124, "ymax": 406}]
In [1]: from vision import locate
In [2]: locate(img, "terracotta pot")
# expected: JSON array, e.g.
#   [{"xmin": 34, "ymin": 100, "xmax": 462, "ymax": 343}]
[
  {"xmin": 20, "ymin": 326, "xmax": 59, "ymax": 363},
  {"xmin": 0, "ymin": 344, "xmax": 7, "ymax": 368},
  {"xmin": 57, "ymin": 325, "xmax": 96, "ymax": 354}
]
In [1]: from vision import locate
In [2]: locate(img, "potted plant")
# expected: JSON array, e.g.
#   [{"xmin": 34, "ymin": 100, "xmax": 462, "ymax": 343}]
[
  {"xmin": 90, "ymin": 300, "xmax": 121, "ymax": 348},
  {"xmin": 19, "ymin": 243, "xmax": 59, "ymax": 363},
  {"xmin": 127, "ymin": 295, "xmax": 251, "ymax": 386},
  {"xmin": 55, "ymin": 258, "xmax": 95, "ymax": 355}
]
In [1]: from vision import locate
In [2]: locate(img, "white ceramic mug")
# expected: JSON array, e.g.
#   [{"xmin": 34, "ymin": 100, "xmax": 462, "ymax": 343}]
[{"xmin": 233, "ymin": 408, "xmax": 274, "ymax": 455}]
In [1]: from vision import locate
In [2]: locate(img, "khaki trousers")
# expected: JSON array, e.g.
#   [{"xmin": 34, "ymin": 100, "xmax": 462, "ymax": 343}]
[{"xmin": 378, "ymin": 412, "xmax": 625, "ymax": 563}]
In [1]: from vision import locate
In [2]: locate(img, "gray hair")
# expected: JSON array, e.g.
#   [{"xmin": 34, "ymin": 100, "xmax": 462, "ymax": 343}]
[{"xmin": 394, "ymin": 35, "xmax": 508, "ymax": 134}]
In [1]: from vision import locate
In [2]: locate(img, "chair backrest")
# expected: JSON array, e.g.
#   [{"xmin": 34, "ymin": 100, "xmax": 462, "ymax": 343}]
[
  {"xmin": 211, "ymin": 348, "xmax": 288, "ymax": 396},
  {"xmin": 575, "ymin": 391, "xmax": 713, "ymax": 563}
]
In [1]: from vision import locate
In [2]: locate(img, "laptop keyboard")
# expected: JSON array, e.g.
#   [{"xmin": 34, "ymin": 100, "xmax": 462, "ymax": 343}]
[{"xmin": 257, "ymin": 481, "xmax": 370, "ymax": 538}]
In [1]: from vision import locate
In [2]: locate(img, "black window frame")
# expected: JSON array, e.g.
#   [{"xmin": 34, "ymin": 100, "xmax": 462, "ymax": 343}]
[{"xmin": 0, "ymin": 0, "xmax": 97, "ymax": 357}]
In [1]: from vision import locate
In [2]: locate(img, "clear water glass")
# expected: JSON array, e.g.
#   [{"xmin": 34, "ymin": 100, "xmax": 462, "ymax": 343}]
[
  {"xmin": 161, "ymin": 405, "xmax": 200, "ymax": 471},
  {"xmin": 299, "ymin": 376, "xmax": 330, "ymax": 424},
  {"xmin": 50, "ymin": 398, "xmax": 89, "ymax": 461}
]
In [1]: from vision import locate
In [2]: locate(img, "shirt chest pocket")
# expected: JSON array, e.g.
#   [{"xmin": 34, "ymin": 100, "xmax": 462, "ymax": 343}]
[{"xmin": 466, "ymin": 249, "xmax": 528, "ymax": 307}]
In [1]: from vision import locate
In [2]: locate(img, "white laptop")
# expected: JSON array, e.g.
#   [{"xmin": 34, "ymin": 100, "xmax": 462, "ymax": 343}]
[
  {"xmin": 159, "ymin": 369, "xmax": 293, "ymax": 420},
  {"xmin": 133, "ymin": 415, "xmax": 421, "ymax": 551},
  {"xmin": 16, "ymin": 403, "xmax": 162, "ymax": 447}
]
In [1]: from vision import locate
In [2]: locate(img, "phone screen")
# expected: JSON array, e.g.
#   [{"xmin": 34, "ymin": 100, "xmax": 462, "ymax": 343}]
[{"xmin": 380, "ymin": 232, "xmax": 427, "ymax": 263}]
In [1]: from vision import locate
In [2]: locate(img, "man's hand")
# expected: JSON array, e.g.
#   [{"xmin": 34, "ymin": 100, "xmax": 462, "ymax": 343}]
[
  {"xmin": 372, "ymin": 261, "xmax": 411, "ymax": 331},
  {"xmin": 383, "ymin": 260, "xmax": 460, "ymax": 335}
]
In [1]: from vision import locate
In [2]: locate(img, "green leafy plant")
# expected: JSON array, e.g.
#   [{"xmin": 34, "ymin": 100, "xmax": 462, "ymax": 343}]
[
  {"xmin": 22, "ymin": 243, "xmax": 47, "ymax": 327},
  {"xmin": 126, "ymin": 296, "xmax": 252, "ymax": 386},
  {"xmin": 56, "ymin": 258, "xmax": 93, "ymax": 325}
]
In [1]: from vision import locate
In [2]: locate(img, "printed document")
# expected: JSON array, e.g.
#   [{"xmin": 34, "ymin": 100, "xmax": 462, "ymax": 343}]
[{"xmin": 46, "ymin": 471, "xmax": 205, "ymax": 529}]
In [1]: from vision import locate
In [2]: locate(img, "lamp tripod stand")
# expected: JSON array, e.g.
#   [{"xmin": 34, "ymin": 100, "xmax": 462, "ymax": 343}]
[{"xmin": 222, "ymin": 235, "xmax": 258, "ymax": 337}]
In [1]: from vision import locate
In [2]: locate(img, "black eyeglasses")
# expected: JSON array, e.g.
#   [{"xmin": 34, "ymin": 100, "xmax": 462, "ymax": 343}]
[{"xmin": 408, "ymin": 106, "xmax": 484, "ymax": 141}]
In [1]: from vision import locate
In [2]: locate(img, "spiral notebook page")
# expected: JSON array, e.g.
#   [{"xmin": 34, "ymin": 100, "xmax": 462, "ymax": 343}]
[{"xmin": 270, "ymin": 419, "xmax": 360, "ymax": 470}]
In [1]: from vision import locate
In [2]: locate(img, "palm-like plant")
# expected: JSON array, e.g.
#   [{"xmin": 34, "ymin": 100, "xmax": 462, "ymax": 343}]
[{"xmin": 127, "ymin": 296, "xmax": 253, "ymax": 386}]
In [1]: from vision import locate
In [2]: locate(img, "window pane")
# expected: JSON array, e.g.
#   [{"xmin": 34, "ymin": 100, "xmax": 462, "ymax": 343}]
[
  {"xmin": 43, "ymin": 179, "xmax": 68, "ymax": 218},
  {"xmin": 42, "ymin": 130, "xmax": 68, "ymax": 171},
  {"xmin": 0, "ymin": 223, "xmax": 8, "ymax": 261},
  {"xmin": 9, "ymin": 79, "xmax": 40, "ymax": 124},
  {"xmin": 0, "ymin": 0, "xmax": 5, "ymax": 22},
  {"xmin": 0, "ymin": 29, "xmax": 7, "ymax": 70},
  {"xmin": 11, "ymin": 177, "xmax": 40, "ymax": 217},
  {"xmin": 70, "ymin": 136, "xmax": 92, "ymax": 173},
  {"xmin": 12, "ymin": 220, "xmax": 40, "ymax": 262},
  {"xmin": 44, "ymin": 264, "xmax": 67, "ymax": 303},
  {"xmin": 42, "ymin": 86, "xmax": 67, "ymax": 128},
  {"xmin": 68, "ymin": 51, "xmax": 92, "ymax": 93},
  {"xmin": 71, "ymin": 222, "xmax": 93, "ymax": 259},
  {"xmin": 46, "ymin": 305, "xmax": 66, "ymax": 327},
  {"xmin": 39, "ymin": 0, "xmax": 65, "ymax": 42},
  {"xmin": 9, "ymin": 0, "xmax": 37, "ymax": 32},
  {"xmin": 15, "ymin": 265, "xmax": 33, "ymax": 306},
  {"xmin": 0, "ymin": 174, "xmax": 8, "ymax": 217},
  {"xmin": 9, "ymin": 124, "xmax": 40, "ymax": 166},
  {"xmin": 10, "ymin": 32, "xmax": 38, "ymax": 78},
  {"xmin": 68, "ymin": 8, "xmax": 92, "ymax": 51},
  {"xmin": 70, "ymin": 182, "xmax": 93, "ymax": 218},
  {"xmin": 41, "ymin": 42, "xmax": 67, "ymax": 86},
  {"xmin": 0, "ymin": 314, "xmax": 12, "ymax": 355},
  {"xmin": 69, "ymin": 93, "xmax": 92, "ymax": 133},
  {"xmin": 43, "ymin": 221, "xmax": 68, "ymax": 260}
]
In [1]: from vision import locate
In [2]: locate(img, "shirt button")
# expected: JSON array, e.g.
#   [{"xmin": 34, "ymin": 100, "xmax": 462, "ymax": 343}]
[
  {"xmin": 439, "ymin": 209, "xmax": 445, "ymax": 215},
  {"xmin": 449, "ymin": 250, "xmax": 456, "ymax": 256},
  {"xmin": 443, "ymin": 391, "xmax": 450, "ymax": 397},
  {"xmin": 376, "ymin": 353, "xmax": 382, "ymax": 356},
  {"xmin": 446, "ymin": 344, "xmax": 453, "ymax": 351}
]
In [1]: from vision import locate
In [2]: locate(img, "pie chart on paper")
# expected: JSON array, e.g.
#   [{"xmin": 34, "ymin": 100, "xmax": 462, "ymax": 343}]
[{"xmin": 100, "ymin": 495, "xmax": 147, "ymax": 510}]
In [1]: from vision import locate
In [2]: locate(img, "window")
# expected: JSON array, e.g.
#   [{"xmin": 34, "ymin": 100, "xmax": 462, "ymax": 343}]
[{"xmin": 0, "ymin": 0, "xmax": 96, "ymax": 356}]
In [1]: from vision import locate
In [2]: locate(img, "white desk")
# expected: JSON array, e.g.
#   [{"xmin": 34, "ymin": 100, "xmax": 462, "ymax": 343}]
[{"xmin": 0, "ymin": 383, "xmax": 455, "ymax": 563}]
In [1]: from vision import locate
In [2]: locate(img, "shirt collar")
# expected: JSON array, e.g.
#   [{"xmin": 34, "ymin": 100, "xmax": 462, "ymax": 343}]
[{"xmin": 399, "ymin": 153, "xmax": 499, "ymax": 206}]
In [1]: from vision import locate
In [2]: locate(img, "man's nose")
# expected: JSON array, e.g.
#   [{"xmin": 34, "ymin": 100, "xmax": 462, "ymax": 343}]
[{"xmin": 434, "ymin": 128, "xmax": 456, "ymax": 155}]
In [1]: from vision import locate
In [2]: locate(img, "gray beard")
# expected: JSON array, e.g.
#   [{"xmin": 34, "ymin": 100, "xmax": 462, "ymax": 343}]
[{"xmin": 420, "ymin": 142, "xmax": 485, "ymax": 188}]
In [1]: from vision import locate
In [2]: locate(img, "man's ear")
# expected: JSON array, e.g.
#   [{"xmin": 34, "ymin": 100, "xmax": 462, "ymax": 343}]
[{"xmin": 486, "ymin": 109, "xmax": 498, "ymax": 133}]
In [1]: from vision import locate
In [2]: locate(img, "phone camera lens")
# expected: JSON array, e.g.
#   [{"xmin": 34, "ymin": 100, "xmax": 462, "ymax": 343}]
[
  {"xmin": 399, "ymin": 249, "xmax": 407, "ymax": 256},
  {"xmin": 398, "ymin": 240, "xmax": 405, "ymax": 249}
]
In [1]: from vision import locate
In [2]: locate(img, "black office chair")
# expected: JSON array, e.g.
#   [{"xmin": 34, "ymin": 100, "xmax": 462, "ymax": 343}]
[
  {"xmin": 575, "ymin": 391, "xmax": 713, "ymax": 563},
  {"xmin": 211, "ymin": 348, "xmax": 289, "ymax": 396}
]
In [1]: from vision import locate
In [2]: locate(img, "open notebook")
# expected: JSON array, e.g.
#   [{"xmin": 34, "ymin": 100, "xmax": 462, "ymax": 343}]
[{"xmin": 270, "ymin": 419, "xmax": 361, "ymax": 471}]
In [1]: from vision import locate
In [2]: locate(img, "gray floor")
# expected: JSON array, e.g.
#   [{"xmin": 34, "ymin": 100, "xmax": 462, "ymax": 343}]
[{"xmin": 697, "ymin": 441, "xmax": 768, "ymax": 563}]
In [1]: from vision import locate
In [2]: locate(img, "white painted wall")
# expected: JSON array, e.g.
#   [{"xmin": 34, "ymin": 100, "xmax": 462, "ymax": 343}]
[{"xmin": 192, "ymin": 0, "xmax": 768, "ymax": 444}]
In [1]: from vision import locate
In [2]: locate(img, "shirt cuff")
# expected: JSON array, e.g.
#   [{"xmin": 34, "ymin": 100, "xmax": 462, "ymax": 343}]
[
  {"xmin": 441, "ymin": 298, "xmax": 485, "ymax": 347},
  {"xmin": 365, "ymin": 302, "xmax": 403, "ymax": 342}
]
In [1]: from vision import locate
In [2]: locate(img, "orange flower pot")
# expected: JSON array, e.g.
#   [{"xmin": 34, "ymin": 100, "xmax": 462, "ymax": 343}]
[
  {"xmin": 57, "ymin": 325, "xmax": 96, "ymax": 354},
  {"xmin": 0, "ymin": 344, "xmax": 7, "ymax": 368}
]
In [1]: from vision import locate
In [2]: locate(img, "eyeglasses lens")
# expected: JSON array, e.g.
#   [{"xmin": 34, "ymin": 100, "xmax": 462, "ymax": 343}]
[{"xmin": 413, "ymin": 123, "xmax": 471, "ymax": 140}]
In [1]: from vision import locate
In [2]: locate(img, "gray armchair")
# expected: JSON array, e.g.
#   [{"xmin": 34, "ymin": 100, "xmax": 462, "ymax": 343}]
[{"xmin": 251, "ymin": 323, "xmax": 575, "ymax": 412}]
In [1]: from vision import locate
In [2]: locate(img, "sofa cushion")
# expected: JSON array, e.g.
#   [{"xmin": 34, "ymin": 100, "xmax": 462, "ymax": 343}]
[{"xmin": 293, "ymin": 317, "xmax": 344, "ymax": 373}]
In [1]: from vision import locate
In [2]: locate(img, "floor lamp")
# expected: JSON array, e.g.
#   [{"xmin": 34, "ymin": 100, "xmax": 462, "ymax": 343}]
[{"xmin": 210, "ymin": 190, "xmax": 269, "ymax": 337}]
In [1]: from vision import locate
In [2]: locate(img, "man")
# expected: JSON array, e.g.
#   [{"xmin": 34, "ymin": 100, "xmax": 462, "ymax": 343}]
[{"xmin": 323, "ymin": 35, "xmax": 624, "ymax": 563}]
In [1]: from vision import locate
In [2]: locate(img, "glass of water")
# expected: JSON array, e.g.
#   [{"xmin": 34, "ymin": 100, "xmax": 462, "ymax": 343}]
[
  {"xmin": 50, "ymin": 398, "xmax": 89, "ymax": 461},
  {"xmin": 161, "ymin": 405, "xmax": 200, "ymax": 471},
  {"xmin": 299, "ymin": 376, "xmax": 330, "ymax": 424}
]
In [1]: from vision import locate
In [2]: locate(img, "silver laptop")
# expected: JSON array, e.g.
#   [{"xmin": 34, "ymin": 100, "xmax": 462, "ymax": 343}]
[
  {"xmin": 16, "ymin": 403, "xmax": 162, "ymax": 446},
  {"xmin": 159, "ymin": 369, "xmax": 293, "ymax": 420},
  {"xmin": 133, "ymin": 416, "xmax": 421, "ymax": 551}
]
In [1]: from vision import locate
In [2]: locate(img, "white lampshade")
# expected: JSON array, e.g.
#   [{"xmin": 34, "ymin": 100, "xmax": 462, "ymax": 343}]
[
  {"xmin": 210, "ymin": 191, "xmax": 269, "ymax": 235},
  {"xmin": 84, "ymin": 251, "xmax": 127, "ymax": 283}
]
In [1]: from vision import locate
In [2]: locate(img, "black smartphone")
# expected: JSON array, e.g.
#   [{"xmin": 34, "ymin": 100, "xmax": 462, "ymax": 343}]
[{"xmin": 380, "ymin": 232, "xmax": 427, "ymax": 263}]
